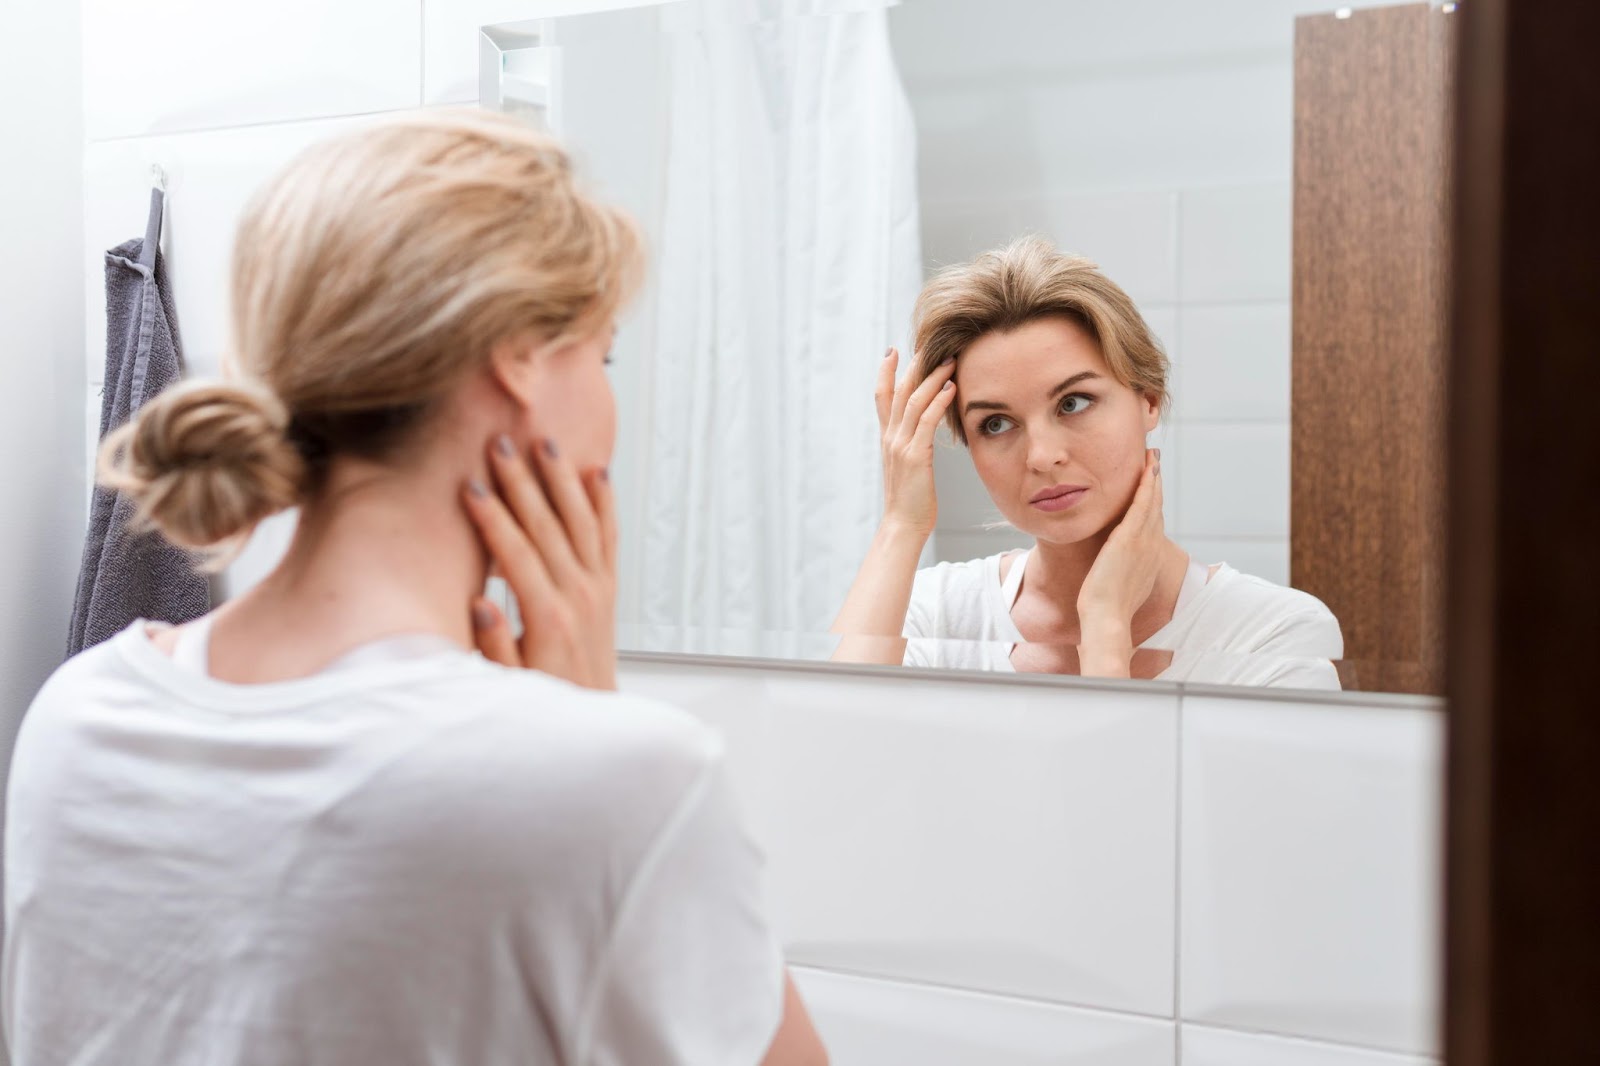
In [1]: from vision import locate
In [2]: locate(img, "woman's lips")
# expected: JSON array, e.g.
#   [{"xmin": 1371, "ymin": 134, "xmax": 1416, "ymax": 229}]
[{"xmin": 1029, "ymin": 486, "xmax": 1089, "ymax": 512}]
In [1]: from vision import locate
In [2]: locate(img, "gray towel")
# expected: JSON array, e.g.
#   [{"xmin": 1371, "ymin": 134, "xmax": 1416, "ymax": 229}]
[{"xmin": 67, "ymin": 190, "xmax": 211, "ymax": 656}]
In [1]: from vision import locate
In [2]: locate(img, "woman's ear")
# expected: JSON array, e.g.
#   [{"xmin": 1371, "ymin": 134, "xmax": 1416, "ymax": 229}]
[
  {"xmin": 1139, "ymin": 388, "xmax": 1162, "ymax": 433},
  {"xmin": 487, "ymin": 335, "xmax": 540, "ymax": 410}
]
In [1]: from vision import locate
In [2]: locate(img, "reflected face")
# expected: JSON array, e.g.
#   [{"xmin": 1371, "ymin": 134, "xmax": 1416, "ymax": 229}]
[
  {"xmin": 956, "ymin": 316, "xmax": 1159, "ymax": 545},
  {"xmin": 521, "ymin": 324, "xmax": 618, "ymax": 472}
]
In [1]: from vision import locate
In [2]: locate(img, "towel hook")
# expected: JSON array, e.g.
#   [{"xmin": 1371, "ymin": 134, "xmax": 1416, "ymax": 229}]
[{"xmin": 150, "ymin": 164, "xmax": 168, "ymax": 193}]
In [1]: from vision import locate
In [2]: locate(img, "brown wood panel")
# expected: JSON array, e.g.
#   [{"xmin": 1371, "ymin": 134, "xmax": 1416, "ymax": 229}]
[
  {"xmin": 1291, "ymin": 4, "xmax": 1455, "ymax": 695},
  {"xmin": 1445, "ymin": 0, "xmax": 1600, "ymax": 1060}
]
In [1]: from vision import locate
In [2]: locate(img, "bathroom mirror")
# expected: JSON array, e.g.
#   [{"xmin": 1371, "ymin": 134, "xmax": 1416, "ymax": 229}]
[{"xmin": 481, "ymin": 0, "xmax": 1455, "ymax": 697}]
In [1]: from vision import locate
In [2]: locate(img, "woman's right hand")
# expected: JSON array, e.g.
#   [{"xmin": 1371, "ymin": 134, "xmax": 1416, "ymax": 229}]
[
  {"xmin": 874, "ymin": 348, "xmax": 959, "ymax": 537},
  {"xmin": 462, "ymin": 433, "xmax": 618, "ymax": 691}
]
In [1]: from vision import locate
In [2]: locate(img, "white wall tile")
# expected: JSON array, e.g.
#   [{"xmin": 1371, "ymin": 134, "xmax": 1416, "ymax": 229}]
[
  {"xmin": 1182, "ymin": 1023, "xmax": 1436, "ymax": 1066},
  {"xmin": 1026, "ymin": 191, "xmax": 1179, "ymax": 306},
  {"xmin": 920, "ymin": 199, "xmax": 1031, "ymax": 272},
  {"xmin": 1171, "ymin": 304, "xmax": 1291, "ymax": 423},
  {"xmin": 423, "ymin": 0, "xmax": 680, "ymax": 105},
  {"xmin": 764, "ymin": 672, "xmax": 1178, "ymax": 1016},
  {"xmin": 1143, "ymin": 307, "xmax": 1179, "ymax": 360},
  {"xmin": 82, "ymin": 0, "xmax": 422, "ymax": 141},
  {"xmin": 891, "ymin": 0, "xmax": 1399, "ymax": 92},
  {"xmin": 912, "ymin": 64, "xmax": 1290, "ymax": 203},
  {"xmin": 1179, "ymin": 537, "xmax": 1289, "ymax": 587},
  {"xmin": 795, "ymin": 968, "xmax": 1176, "ymax": 1066},
  {"xmin": 908, "ymin": 84, "xmax": 1047, "ymax": 205},
  {"xmin": 1180, "ymin": 695, "xmax": 1444, "ymax": 1054},
  {"xmin": 1179, "ymin": 184, "xmax": 1291, "ymax": 303},
  {"xmin": 1174, "ymin": 424, "xmax": 1288, "ymax": 538}
]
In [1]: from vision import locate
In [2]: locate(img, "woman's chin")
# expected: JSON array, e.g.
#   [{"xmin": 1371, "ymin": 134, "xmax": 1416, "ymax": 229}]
[{"xmin": 1007, "ymin": 510, "xmax": 1105, "ymax": 547}]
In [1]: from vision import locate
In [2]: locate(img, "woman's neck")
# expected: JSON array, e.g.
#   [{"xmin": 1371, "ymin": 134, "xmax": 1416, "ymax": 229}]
[
  {"xmin": 204, "ymin": 454, "xmax": 488, "ymax": 683},
  {"xmin": 1022, "ymin": 531, "xmax": 1191, "ymax": 637}
]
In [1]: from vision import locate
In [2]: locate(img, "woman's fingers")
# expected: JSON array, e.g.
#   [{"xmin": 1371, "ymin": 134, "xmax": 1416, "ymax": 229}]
[
  {"xmin": 895, "ymin": 360, "xmax": 958, "ymax": 442},
  {"xmin": 529, "ymin": 436, "xmax": 606, "ymax": 572},
  {"xmin": 471, "ymin": 597, "xmax": 519, "ymax": 667},
  {"xmin": 462, "ymin": 475, "xmax": 560, "ymax": 614},
  {"xmin": 887, "ymin": 349, "xmax": 917, "ymax": 432},
  {"xmin": 1148, "ymin": 448, "xmax": 1165, "ymax": 534},
  {"xmin": 585, "ymin": 466, "xmax": 619, "ymax": 571},
  {"xmin": 909, "ymin": 377, "xmax": 958, "ymax": 450},
  {"xmin": 487, "ymin": 436, "xmax": 582, "ymax": 578},
  {"xmin": 1110, "ymin": 450, "xmax": 1159, "ymax": 539},
  {"xmin": 1130, "ymin": 449, "xmax": 1161, "ymax": 529},
  {"xmin": 874, "ymin": 348, "xmax": 899, "ymax": 433}
]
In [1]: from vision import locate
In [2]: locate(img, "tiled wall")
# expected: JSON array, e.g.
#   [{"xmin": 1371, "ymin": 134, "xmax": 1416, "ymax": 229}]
[
  {"xmin": 620, "ymin": 655, "xmax": 1443, "ymax": 1066},
  {"xmin": 891, "ymin": 0, "xmax": 1383, "ymax": 585}
]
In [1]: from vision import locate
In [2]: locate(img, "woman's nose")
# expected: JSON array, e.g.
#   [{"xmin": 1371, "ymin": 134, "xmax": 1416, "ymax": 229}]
[{"xmin": 1025, "ymin": 427, "xmax": 1071, "ymax": 473}]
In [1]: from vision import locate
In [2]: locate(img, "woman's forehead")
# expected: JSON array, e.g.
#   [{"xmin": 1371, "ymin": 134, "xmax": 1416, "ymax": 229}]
[{"xmin": 958, "ymin": 317, "xmax": 1107, "ymax": 386}]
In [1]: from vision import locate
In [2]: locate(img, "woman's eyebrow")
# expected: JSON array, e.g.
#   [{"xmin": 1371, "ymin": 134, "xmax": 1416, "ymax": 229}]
[
  {"xmin": 963, "ymin": 398, "xmax": 1009, "ymax": 416},
  {"xmin": 963, "ymin": 370, "xmax": 1105, "ymax": 419},
  {"xmin": 1050, "ymin": 370, "xmax": 1103, "ymax": 397}
]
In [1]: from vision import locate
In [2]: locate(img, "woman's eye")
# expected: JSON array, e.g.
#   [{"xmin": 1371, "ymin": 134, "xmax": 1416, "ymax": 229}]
[
  {"xmin": 978, "ymin": 415, "xmax": 1011, "ymax": 436},
  {"xmin": 1060, "ymin": 393, "xmax": 1095, "ymax": 415}
]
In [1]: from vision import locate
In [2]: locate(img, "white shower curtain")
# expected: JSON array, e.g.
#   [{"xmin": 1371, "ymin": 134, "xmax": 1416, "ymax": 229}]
[{"xmin": 638, "ymin": 0, "xmax": 922, "ymax": 647}]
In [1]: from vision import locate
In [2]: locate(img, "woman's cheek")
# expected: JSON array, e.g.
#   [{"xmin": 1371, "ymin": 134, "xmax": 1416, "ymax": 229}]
[{"xmin": 595, "ymin": 386, "xmax": 617, "ymax": 465}]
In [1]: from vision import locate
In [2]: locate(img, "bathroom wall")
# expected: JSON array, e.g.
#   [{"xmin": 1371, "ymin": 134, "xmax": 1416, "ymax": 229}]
[
  {"xmin": 73, "ymin": 3, "xmax": 1443, "ymax": 1063},
  {"xmin": 2, "ymin": 0, "xmax": 88, "ymax": 837},
  {"xmin": 621, "ymin": 654, "xmax": 1444, "ymax": 1066},
  {"xmin": 897, "ymin": 0, "xmax": 1396, "ymax": 585}
]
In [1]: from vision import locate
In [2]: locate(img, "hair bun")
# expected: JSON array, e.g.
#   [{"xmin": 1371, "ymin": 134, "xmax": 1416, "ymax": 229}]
[{"xmin": 98, "ymin": 380, "xmax": 308, "ymax": 552}]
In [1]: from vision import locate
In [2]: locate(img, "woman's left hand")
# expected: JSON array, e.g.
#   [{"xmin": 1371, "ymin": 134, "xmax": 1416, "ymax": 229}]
[{"xmin": 1076, "ymin": 448, "xmax": 1165, "ymax": 677}]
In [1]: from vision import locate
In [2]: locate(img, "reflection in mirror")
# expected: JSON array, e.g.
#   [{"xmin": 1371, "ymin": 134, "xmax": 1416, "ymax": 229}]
[{"xmin": 483, "ymin": 0, "xmax": 1455, "ymax": 695}]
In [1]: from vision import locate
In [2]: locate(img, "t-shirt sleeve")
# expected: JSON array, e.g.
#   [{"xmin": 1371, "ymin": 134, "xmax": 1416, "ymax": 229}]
[
  {"xmin": 1258, "ymin": 605, "xmax": 1345, "ymax": 658},
  {"xmin": 1252, "ymin": 607, "xmax": 1347, "ymax": 690},
  {"xmin": 576, "ymin": 753, "xmax": 786, "ymax": 1066}
]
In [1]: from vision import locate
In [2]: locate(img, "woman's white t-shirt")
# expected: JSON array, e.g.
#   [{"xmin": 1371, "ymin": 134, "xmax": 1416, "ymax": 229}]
[
  {"xmin": 3, "ymin": 619, "xmax": 785, "ymax": 1066},
  {"xmin": 903, "ymin": 550, "xmax": 1345, "ymax": 690}
]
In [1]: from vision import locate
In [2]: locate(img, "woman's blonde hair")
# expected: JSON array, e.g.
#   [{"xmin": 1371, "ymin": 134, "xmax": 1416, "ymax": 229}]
[
  {"xmin": 99, "ymin": 109, "xmax": 644, "ymax": 558},
  {"xmin": 911, "ymin": 235, "xmax": 1170, "ymax": 444}
]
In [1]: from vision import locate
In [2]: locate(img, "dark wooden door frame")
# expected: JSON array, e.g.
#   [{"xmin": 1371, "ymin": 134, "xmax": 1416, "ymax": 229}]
[{"xmin": 1446, "ymin": 0, "xmax": 1600, "ymax": 1062}]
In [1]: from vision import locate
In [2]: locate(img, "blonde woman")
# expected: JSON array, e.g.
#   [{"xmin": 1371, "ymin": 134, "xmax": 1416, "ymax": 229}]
[
  {"xmin": 833, "ymin": 236, "xmax": 1342, "ymax": 688},
  {"xmin": 5, "ymin": 112, "xmax": 825, "ymax": 1066}
]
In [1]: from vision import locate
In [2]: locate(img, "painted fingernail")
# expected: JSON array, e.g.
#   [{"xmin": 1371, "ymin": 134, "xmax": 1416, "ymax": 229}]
[
  {"xmin": 941, "ymin": 380, "xmax": 954, "ymax": 391},
  {"xmin": 599, "ymin": 467, "xmax": 610, "ymax": 483},
  {"xmin": 543, "ymin": 438, "xmax": 559, "ymax": 459},
  {"xmin": 467, "ymin": 478, "xmax": 488, "ymax": 499},
  {"xmin": 884, "ymin": 347, "xmax": 896, "ymax": 359},
  {"xmin": 472, "ymin": 603, "xmax": 495, "ymax": 629},
  {"xmin": 495, "ymin": 434, "xmax": 516, "ymax": 458}
]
